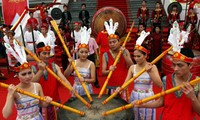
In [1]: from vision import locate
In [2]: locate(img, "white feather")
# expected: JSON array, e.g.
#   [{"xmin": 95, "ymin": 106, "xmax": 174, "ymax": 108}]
[
  {"xmin": 4, "ymin": 43, "xmax": 23, "ymax": 64},
  {"xmin": 80, "ymin": 26, "xmax": 90, "ymax": 45},
  {"xmin": 136, "ymin": 31, "xmax": 150, "ymax": 45},
  {"xmin": 104, "ymin": 18, "xmax": 119, "ymax": 35}
]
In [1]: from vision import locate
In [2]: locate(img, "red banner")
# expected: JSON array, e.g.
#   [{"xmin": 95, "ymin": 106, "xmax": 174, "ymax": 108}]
[{"xmin": 2, "ymin": 0, "xmax": 28, "ymax": 25}]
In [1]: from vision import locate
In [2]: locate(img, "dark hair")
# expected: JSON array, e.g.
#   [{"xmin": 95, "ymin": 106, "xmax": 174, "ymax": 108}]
[
  {"xmin": 8, "ymin": 30, "xmax": 15, "ymax": 36},
  {"xmin": 156, "ymin": 1, "xmax": 161, "ymax": 4},
  {"xmin": 29, "ymin": 12, "xmax": 33, "ymax": 15},
  {"xmin": 81, "ymin": 3, "xmax": 86, "ymax": 7},
  {"xmin": 41, "ymin": 2, "xmax": 45, "ymax": 5},
  {"xmin": 36, "ymin": 42, "xmax": 45, "ymax": 55},
  {"xmin": 59, "ymin": 26, "xmax": 66, "ymax": 32},
  {"xmin": 138, "ymin": 23, "xmax": 146, "ymax": 31},
  {"xmin": 14, "ymin": 62, "xmax": 21, "ymax": 73},
  {"xmin": 44, "ymin": 10, "xmax": 48, "ymax": 14},
  {"xmin": 172, "ymin": 5, "xmax": 178, "ymax": 8},
  {"xmin": 142, "ymin": 0, "xmax": 146, "ymax": 3},
  {"xmin": 135, "ymin": 44, "xmax": 148, "ymax": 55},
  {"xmin": 63, "ymin": 4, "xmax": 68, "ymax": 8},
  {"xmin": 153, "ymin": 25, "xmax": 161, "ymax": 33},
  {"xmin": 180, "ymin": 48, "xmax": 194, "ymax": 58}
]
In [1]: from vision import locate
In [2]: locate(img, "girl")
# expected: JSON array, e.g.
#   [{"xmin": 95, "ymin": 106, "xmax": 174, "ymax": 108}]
[{"xmin": 64, "ymin": 27, "xmax": 95, "ymax": 96}]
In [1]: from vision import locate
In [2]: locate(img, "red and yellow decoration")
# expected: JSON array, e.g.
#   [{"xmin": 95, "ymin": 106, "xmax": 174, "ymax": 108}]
[
  {"xmin": 78, "ymin": 43, "xmax": 89, "ymax": 49},
  {"xmin": 173, "ymin": 52, "xmax": 193, "ymax": 63},
  {"xmin": 36, "ymin": 46, "xmax": 51, "ymax": 53},
  {"xmin": 108, "ymin": 34, "xmax": 119, "ymax": 40},
  {"xmin": 14, "ymin": 62, "xmax": 31, "ymax": 72},
  {"xmin": 134, "ymin": 44, "xmax": 148, "ymax": 54}
]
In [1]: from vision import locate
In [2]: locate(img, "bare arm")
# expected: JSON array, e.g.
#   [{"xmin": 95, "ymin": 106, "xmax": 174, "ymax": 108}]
[
  {"xmin": 37, "ymin": 83, "xmax": 52, "ymax": 107},
  {"xmin": 124, "ymin": 65, "xmax": 134, "ymax": 84},
  {"xmin": 102, "ymin": 53, "xmax": 109, "ymax": 76},
  {"xmin": 122, "ymin": 49, "xmax": 133, "ymax": 68},
  {"xmin": 147, "ymin": 64, "xmax": 163, "ymax": 88},
  {"xmin": 140, "ymin": 96, "xmax": 164, "ymax": 108},
  {"xmin": 56, "ymin": 64, "xmax": 73, "ymax": 88},
  {"xmin": 2, "ymin": 84, "xmax": 16, "ymax": 119},
  {"xmin": 85, "ymin": 62, "xmax": 96, "ymax": 83},
  {"xmin": 64, "ymin": 60, "xmax": 74, "ymax": 77}
]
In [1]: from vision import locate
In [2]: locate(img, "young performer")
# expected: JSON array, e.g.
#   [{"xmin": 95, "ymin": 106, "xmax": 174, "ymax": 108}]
[
  {"xmin": 2, "ymin": 41, "xmax": 52, "ymax": 120},
  {"xmin": 137, "ymin": 0, "xmax": 149, "ymax": 27},
  {"xmin": 32, "ymin": 42, "xmax": 72, "ymax": 120},
  {"xmin": 64, "ymin": 27, "xmax": 96, "ymax": 96},
  {"xmin": 123, "ymin": 31, "xmax": 163, "ymax": 120},
  {"xmin": 102, "ymin": 19, "xmax": 133, "ymax": 95},
  {"xmin": 151, "ymin": 2, "xmax": 164, "ymax": 27}
]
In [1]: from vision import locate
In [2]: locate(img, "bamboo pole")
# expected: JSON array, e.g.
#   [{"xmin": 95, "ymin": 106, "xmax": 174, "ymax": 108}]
[
  {"xmin": 14, "ymin": 39, "xmax": 91, "ymax": 108},
  {"xmin": 102, "ymin": 77, "xmax": 200, "ymax": 116},
  {"xmin": 98, "ymin": 20, "xmax": 135, "ymax": 98},
  {"xmin": 0, "ymin": 82, "xmax": 85, "ymax": 116},
  {"xmin": 102, "ymin": 46, "xmax": 173, "ymax": 105},
  {"xmin": 50, "ymin": 20, "xmax": 93, "ymax": 103}
]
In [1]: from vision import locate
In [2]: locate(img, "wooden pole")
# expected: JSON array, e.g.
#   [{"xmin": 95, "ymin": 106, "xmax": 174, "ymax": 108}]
[
  {"xmin": 102, "ymin": 46, "xmax": 173, "ymax": 105},
  {"xmin": 50, "ymin": 20, "xmax": 93, "ymax": 103},
  {"xmin": 98, "ymin": 20, "xmax": 135, "ymax": 98},
  {"xmin": 102, "ymin": 77, "xmax": 200, "ymax": 116},
  {"xmin": 0, "ymin": 82, "xmax": 85, "ymax": 116},
  {"xmin": 14, "ymin": 39, "xmax": 91, "ymax": 108}
]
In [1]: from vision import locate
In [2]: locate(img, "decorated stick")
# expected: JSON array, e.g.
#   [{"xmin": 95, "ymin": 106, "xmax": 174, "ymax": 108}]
[
  {"xmin": 98, "ymin": 20, "xmax": 135, "ymax": 98},
  {"xmin": 14, "ymin": 39, "xmax": 91, "ymax": 108},
  {"xmin": 0, "ymin": 82, "xmax": 85, "ymax": 116},
  {"xmin": 50, "ymin": 20, "xmax": 93, "ymax": 103},
  {"xmin": 102, "ymin": 46, "xmax": 173, "ymax": 105},
  {"xmin": 103, "ymin": 77, "xmax": 200, "ymax": 116}
]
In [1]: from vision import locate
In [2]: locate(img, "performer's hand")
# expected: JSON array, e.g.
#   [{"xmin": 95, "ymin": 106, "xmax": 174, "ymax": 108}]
[
  {"xmin": 131, "ymin": 100, "xmax": 140, "ymax": 108},
  {"xmin": 120, "ymin": 46, "xmax": 126, "ymax": 52},
  {"xmin": 79, "ymin": 77, "xmax": 85, "ymax": 82},
  {"xmin": 109, "ymin": 65, "xmax": 116, "ymax": 72},
  {"xmin": 7, "ymin": 84, "xmax": 17, "ymax": 96},
  {"xmin": 68, "ymin": 57, "xmax": 74, "ymax": 64},
  {"xmin": 145, "ymin": 63, "xmax": 153, "ymax": 72},
  {"xmin": 44, "ymin": 96, "xmax": 52, "ymax": 103},
  {"xmin": 70, "ymin": 87, "xmax": 76, "ymax": 95},
  {"xmin": 181, "ymin": 82, "xmax": 196, "ymax": 100},
  {"xmin": 38, "ymin": 61, "xmax": 46, "ymax": 71}
]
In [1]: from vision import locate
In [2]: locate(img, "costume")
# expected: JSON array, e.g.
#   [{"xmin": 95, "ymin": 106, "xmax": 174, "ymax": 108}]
[
  {"xmin": 15, "ymin": 83, "xmax": 43, "ymax": 120},
  {"xmin": 186, "ymin": 12, "xmax": 197, "ymax": 29},
  {"xmin": 168, "ymin": 11, "xmax": 180, "ymax": 25},
  {"xmin": 151, "ymin": 8, "xmax": 163, "ymax": 26},
  {"xmin": 61, "ymin": 10, "xmax": 72, "ymax": 27},
  {"xmin": 137, "ymin": 7, "xmax": 149, "ymax": 26},
  {"xmin": 32, "ymin": 59, "xmax": 59, "ymax": 120},
  {"xmin": 96, "ymin": 30, "xmax": 109, "ymax": 76},
  {"xmin": 130, "ymin": 65, "xmax": 155, "ymax": 120},
  {"xmin": 161, "ymin": 73, "xmax": 198, "ymax": 120},
  {"xmin": 151, "ymin": 32, "xmax": 162, "ymax": 59},
  {"xmin": 73, "ymin": 60, "xmax": 93, "ymax": 96},
  {"xmin": 79, "ymin": 10, "xmax": 90, "ymax": 26},
  {"xmin": 24, "ymin": 30, "xmax": 39, "ymax": 53}
]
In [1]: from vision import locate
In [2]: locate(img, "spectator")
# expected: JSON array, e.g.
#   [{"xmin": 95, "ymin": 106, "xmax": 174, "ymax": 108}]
[
  {"xmin": 61, "ymin": 4, "xmax": 72, "ymax": 28},
  {"xmin": 137, "ymin": 0, "xmax": 149, "ymax": 27},
  {"xmin": 27, "ymin": 12, "xmax": 39, "ymax": 30},
  {"xmin": 79, "ymin": 3, "xmax": 90, "ymax": 27}
]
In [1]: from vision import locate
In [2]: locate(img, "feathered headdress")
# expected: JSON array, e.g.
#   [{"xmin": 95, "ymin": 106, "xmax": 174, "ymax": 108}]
[
  {"xmin": 78, "ymin": 26, "xmax": 91, "ymax": 49},
  {"xmin": 168, "ymin": 21, "xmax": 193, "ymax": 63},
  {"xmin": 4, "ymin": 40, "xmax": 31, "ymax": 72},
  {"xmin": 104, "ymin": 19, "xmax": 119, "ymax": 40},
  {"xmin": 134, "ymin": 30, "xmax": 150, "ymax": 54}
]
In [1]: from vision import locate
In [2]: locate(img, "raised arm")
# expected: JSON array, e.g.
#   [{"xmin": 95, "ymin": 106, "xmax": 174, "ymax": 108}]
[
  {"xmin": 64, "ymin": 58, "xmax": 74, "ymax": 77},
  {"xmin": 55, "ymin": 64, "xmax": 73, "ymax": 88},
  {"xmin": 2, "ymin": 84, "xmax": 16, "ymax": 119},
  {"xmin": 32, "ymin": 61, "xmax": 46, "ymax": 82}
]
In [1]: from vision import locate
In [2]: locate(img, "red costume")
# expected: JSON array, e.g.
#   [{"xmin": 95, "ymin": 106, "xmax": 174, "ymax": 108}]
[
  {"xmin": 27, "ymin": 18, "xmax": 38, "ymax": 30},
  {"xmin": 151, "ymin": 8, "xmax": 164, "ymax": 25},
  {"xmin": 188, "ymin": 1, "xmax": 197, "ymax": 14},
  {"xmin": 162, "ymin": 74, "xmax": 198, "ymax": 120},
  {"xmin": 186, "ymin": 12, "xmax": 197, "ymax": 29},
  {"xmin": 168, "ymin": 11, "xmax": 180, "ymax": 24},
  {"xmin": 104, "ymin": 50, "xmax": 128, "ymax": 86},
  {"xmin": 96, "ymin": 30, "xmax": 109, "ymax": 76},
  {"xmin": 151, "ymin": 32, "xmax": 162, "ymax": 59},
  {"xmin": 42, "ymin": 16, "xmax": 53, "ymax": 27},
  {"xmin": 32, "ymin": 61, "xmax": 59, "ymax": 101},
  {"xmin": 137, "ymin": 7, "xmax": 149, "ymax": 24}
]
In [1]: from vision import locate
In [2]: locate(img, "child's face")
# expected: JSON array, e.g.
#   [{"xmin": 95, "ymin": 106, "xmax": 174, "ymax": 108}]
[{"xmin": 155, "ymin": 27, "xmax": 160, "ymax": 33}]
